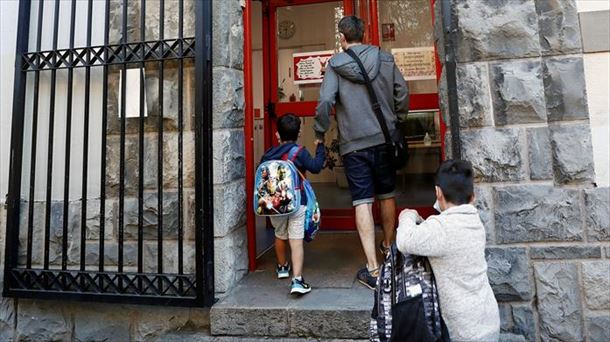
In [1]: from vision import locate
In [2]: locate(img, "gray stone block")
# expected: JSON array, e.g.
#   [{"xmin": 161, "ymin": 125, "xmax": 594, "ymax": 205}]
[
  {"xmin": 212, "ymin": 0, "xmax": 243, "ymax": 69},
  {"xmin": 134, "ymin": 306, "xmax": 203, "ymax": 341},
  {"xmin": 474, "ymin": 185, "xmax": 494, "ymax": 244},
  {"xmin": 214, "ymin": 180, "xmax": 247, "ymax": 238},
  {"xmin": 543, "ymin": 56, "xmax": 588, "ymax": 122},
  {"xmin": 210, "ymin": 307, "xmax": 289, "ymax": 337},
  {"xmin": 213, "ymin": 129, "xmax": 245, "ymax": 185},
  {"xmin": 530, "ymin": 246, "xmax": 601, "ymax": 259},
  {"xmin": 534, "ymin": 262, "xmax": 582, "ymax": 341},
  {"xmin": 585, "ymin": 187, "xmax": 610, "ymax": 241},
  {"xmin": 550, "ymin": 124, "xmax": 595, "ymax": 185},
  {"xmin": 0, "ymin": 285, "xmax": 15, "ymax": 341},
  {"xmin": 214, "ymin": 227, "xmax": 248, "ymax": 293},
  {"xmin": 123, "ymin": 192, "xmax": 180, "ymax": 240},
  {"xmin": 490, "ymin": 60, "xmax": 546, "ymax": 126},
  {"xmin": 494, "ymin": 185, "xmax": 582, "ymax": 243},
  {"xmin": 535, "ymin": 0, "xmax": 582, "ymax": 55},
  {"xmin": 499, "ymin": 333, "xmax": 527, "ymax": 342},
  {"xmin": 499, "ymin": 303, "xmax": 536, "ymax": 342},
  {"xmin": 454, "ymin": 0, "xmax": 540, "ymax": 62},
  {"xmin": 213, "ymin": 68, "xmax": 244, "ymax": 129},
  {"xmin": 16, "ymin": 300, "xmax": 73, "ymax": 341},
  {"xmin": 587, "ymin": 313, "xmax": 610, "ymax": 342},
  {"xmin": 582, "ymin": 261, "xmax": 610, "ymax": 310},
  {"xmin": 456, "ymin": 63, "xmax": 492, "ymax": 128},
  {"xmin": 527, "ymin": 127, "xmax": 553, "ymax": 180},
  {"xmin": 485, "ymin": 247, "xmax": 531, "ymax": 301},
  {"xmin": 288, "ymin": 309, "xmax": 369, "ymax": 339},
  {"xmin": 73, "ymin": 304, "xmax": 132, "ymax": 342},
  {"xmin": 461, "ymin": 128, "xmax": 524, "ymax": 182}
]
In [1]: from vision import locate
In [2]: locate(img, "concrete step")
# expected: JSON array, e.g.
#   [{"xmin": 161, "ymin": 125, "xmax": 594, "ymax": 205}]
[{"xmin": 210, "ymin": 285, "xmax": 373, "ymax": 339}]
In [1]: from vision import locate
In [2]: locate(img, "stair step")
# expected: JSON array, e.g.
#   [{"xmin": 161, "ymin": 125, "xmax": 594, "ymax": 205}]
[{"xmin": 210, "ymin": 285, "xmax": 373, "ymax": 339}]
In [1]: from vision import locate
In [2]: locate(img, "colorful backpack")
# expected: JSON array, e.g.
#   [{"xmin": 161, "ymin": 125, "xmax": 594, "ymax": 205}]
[{"xmin": 253, "ymin": 146, "xmax": 321, "ymax": 242}]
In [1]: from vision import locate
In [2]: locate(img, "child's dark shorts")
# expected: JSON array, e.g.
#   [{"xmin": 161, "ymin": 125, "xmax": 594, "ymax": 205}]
[{"xmin": 342, "ymin": 144, "xmax": 396, "ymax": 207}]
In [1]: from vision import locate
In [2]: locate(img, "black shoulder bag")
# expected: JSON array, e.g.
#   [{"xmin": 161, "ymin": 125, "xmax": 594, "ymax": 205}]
[{"xmin": 345, "ymin": 48, "xmax": 409, "ymax": 170}]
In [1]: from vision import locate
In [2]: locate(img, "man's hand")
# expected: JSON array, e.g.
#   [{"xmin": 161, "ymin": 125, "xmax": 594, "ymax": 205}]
[{"xmin": 399, "ymin": 209, "xmax": 424, "ymax": 224}]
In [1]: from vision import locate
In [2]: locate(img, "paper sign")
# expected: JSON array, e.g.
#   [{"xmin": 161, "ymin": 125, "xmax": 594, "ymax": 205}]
[
  {"xmin": 392, "ymin": 47, "xmax": 437, "ymax": 81},
  {"xmin": 293, "ymin": 50, "xmax": 335, "ymax": 85},
  {"xmin": 118, "ymin": 68, "xmax": 147, "ymax": 118}
]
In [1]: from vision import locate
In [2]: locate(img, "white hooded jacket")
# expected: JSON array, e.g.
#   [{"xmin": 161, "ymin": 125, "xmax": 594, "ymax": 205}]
[{"xmin": 396, "ymin": 204, "xmax": 500, "ymax": 342}]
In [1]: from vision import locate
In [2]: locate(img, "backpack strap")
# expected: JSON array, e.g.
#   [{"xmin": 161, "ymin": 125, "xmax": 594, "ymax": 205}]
[{"xmin": 287, "ymin": 145, "xmax": 303, "ymax": 162}]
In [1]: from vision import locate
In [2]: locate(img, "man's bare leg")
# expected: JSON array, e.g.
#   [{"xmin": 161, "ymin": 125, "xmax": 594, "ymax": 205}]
[
  {"xmin": 355, "ymin": 203, "xmax": 378, "ymax": 271},
  {"xmin": 379, "ymin": 197, "xmax": 396, "ymax": 249}
]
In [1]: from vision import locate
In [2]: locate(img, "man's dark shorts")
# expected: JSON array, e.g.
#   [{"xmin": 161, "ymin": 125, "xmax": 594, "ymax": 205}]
[{"xmin": 342, "ymin": 144, "xmax": 396, "ymax": 206}]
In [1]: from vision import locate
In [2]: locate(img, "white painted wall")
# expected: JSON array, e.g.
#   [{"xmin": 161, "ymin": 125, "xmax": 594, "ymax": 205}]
[
  {"xmin": 577, "ymin": 1, "xmax": 610, "ymax": 186},
  {"xmin": 577, "ymin": 0, "xmax": 610, "ymax": 12},
  {"xmin": 1, "ymin": 0, "xmax": 108, "ymax": 201},
  {"xmin": 0, "ymin": 0, "xmax": 19, "ymax": 201},
  {"xmin": 583, "ymin": 52, "xmax": 610, "ymax": 187}
]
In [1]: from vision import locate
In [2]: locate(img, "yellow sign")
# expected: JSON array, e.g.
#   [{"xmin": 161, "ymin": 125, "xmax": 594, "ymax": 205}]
[{"xmin": 392, "ymin": 47, "xmax": 437, "ymax": 81}]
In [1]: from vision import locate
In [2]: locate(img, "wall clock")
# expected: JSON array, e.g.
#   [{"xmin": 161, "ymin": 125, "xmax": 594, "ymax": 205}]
[{"xmin": 278, "ymin": 20, "xmax": 296, "ymax": 40}]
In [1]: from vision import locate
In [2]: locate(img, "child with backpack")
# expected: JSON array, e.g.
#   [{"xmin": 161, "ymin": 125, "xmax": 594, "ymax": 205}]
[
  {"xmin": 395, "ymin": 160, "xmax": 500, "ymax": 341},
  {"xmin": 258, "ymin": 114, "xmax": 325, "ymax": 295}
]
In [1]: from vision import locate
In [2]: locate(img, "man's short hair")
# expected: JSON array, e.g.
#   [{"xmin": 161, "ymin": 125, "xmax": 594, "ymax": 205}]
[
  {"xmin": 338, "ymin": 16, "xmax": 365, "ymax": 43},
  {"xmin": 436, "ymin": 160, "xmax": 474, "ymax": 205},
  {"xmin": 277, "ymin": 113, "xmax": 301, "ymax": 142}
]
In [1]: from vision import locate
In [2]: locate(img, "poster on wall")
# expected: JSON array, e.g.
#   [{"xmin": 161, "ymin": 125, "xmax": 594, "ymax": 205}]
[
  {"xmin": 293, "ymin": 50, "xmax": 334, "ymax": 85},
  {"xmin": 382, "ymin": 23, "xmax": 395, "ymax": 41},
  {"xmin": 391, "ymin": 47, "xmax": 437, "ymax": 81}
]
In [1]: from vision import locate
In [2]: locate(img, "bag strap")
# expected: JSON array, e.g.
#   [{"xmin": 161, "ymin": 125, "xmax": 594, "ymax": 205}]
[
  {"xmin": 282, "ymin": 145, "xmax": 303, "ymax": 162},
  {"xmin": 344, "ymin": 48, "xmax": 393, "ymax": 146}
]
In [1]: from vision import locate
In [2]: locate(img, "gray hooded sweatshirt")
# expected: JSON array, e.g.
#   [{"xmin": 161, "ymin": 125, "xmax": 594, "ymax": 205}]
[{"xmin": 314, "ymin": 44, "xmax": 409, "ymax": 155}]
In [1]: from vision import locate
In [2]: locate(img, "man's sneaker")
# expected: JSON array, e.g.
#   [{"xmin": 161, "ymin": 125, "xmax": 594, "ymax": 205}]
[
  {"xmin": 290, "ymin": 277, "xmax": 312, "ymax": 295},
  {"xmin": 276, "ymin": 263, "xmax": 291, "ymax": 279},
  {"xmin": 357, "ymin": 267, "xmax": 379, "ymax": 290},
  {"xmin": 379, "ymin": 241, "xmax": 390, "ymax": 256}
]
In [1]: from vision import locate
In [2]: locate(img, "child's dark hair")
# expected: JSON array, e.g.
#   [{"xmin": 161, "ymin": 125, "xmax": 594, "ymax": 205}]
[
  {"xmin": 277, "ymin": 113, "xmax": 301, "ymax": 142},
  {"xmin": 435, "ymin": 159, "xmax": 474, "ymax": 205}
]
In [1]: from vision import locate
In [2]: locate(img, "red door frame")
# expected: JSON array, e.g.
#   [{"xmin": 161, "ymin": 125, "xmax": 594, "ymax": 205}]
[{"xmin": 244, "ymin": 0, "xmax": 444, "ymax": 270}]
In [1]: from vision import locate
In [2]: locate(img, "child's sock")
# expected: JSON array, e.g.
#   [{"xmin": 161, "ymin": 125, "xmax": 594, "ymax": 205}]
[{"xmin": 293, "ymin": 275, "xmax": 302, "ymax": 281}]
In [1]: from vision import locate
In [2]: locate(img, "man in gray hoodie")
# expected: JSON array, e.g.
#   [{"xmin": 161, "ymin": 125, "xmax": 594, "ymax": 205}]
[{"xmin": 314, "ymin": 16, "xmax": 409, "ymax": 289}]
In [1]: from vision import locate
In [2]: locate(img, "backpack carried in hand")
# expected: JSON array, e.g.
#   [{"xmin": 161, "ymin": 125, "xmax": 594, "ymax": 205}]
[
  {"xmin": 253, "ymin": 146, "xmax": 320, "ymax": 242},
  {"xmin": 370, "ymin": 244, "xmax": 450, "ymax": 342}
]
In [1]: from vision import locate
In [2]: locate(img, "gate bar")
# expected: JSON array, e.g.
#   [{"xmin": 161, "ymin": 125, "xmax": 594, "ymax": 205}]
[
  {"xmin": 62, "ymin": 0, "xmax": 77, "ymax": 271},
  {"xmin": 43, "ymin": 0, "xmax": 61, "ymax": 271},
  {"xmin": 2, "ymin": 0, "xmax": 31, "ymax": 295},
  {"xmin": 26, "ymin": 0, "xmax": 45, "ymax": 269},
  {"xmin": 177, "ymin": 0, "xmax": 185, "ymax": 278},
  {"xmin": 137, "ymin": 0, "xmax": 146, "ymax": 276},
  {"xmin": 118, "ymin": 0, "xmax": 128, "ymax": 277},
  {"xmin": 157, "ymin": 0, "xmax": 166, "ymax": 279},
  {"xmin": 99, "ymin": 0, "xmax": 111, "ymax": 273},
  {"xmin": 80, "ymin": 0, "xmax": 94, "ymax": 272}
]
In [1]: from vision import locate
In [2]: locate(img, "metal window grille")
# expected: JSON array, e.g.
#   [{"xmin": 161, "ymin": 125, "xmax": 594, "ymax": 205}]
[{"xmin": 3, "ymin": 0, "xmax": 214, "ymax": 307}]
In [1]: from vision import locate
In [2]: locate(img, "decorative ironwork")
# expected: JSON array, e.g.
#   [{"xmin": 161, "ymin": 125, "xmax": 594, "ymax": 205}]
[
  {"xmin": 22, "ymin": 38, "xmax": 196, "ymax": 71},
  {"xmin": 3, "ymin": 0, "xmax": 214, "ymax": 307}
]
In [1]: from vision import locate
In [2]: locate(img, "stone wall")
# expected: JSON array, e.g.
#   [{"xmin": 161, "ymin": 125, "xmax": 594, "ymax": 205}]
[
  {"xmin": 437, "ymin": 1, "xmax": 610, "ymax": 341},
  {"xmin": 0, "ymin": 0, "xmax": 245, "ymax": 340}
]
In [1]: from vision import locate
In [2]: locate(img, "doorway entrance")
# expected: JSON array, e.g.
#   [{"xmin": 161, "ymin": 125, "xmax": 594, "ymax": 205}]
[{"xmin": 246, "ymin": 0, "xmax": 443, "ymax": 267}]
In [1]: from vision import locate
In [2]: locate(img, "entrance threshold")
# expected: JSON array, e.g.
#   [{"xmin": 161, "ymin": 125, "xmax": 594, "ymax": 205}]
[{"xmin": 210, "ymin": 232, "xmax": 376, "ymax": 339}]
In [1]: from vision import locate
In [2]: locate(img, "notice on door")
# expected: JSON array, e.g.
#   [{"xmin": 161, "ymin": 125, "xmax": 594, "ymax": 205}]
[
  {"xmin": 392, "ymin": 47, "xmax": 437, "ymax": 81},
  {"xmin": 293, "ymin": 50, "xmax": 334, "ymax": 85}
]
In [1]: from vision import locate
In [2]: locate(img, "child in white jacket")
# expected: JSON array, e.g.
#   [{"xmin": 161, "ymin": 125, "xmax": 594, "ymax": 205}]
[{"xmin": 396, "ymin": 160, "xmax": 500, "ymax": 342}]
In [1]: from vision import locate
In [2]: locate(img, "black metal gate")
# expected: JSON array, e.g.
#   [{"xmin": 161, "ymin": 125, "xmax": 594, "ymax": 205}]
[{"xmin": 3, "ymin": 0, "xmax": 214, "ymax": 306}]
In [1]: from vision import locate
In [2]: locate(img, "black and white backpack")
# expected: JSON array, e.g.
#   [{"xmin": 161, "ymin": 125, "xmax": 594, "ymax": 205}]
[{"xmin": 370, "ymin": 244, "xmax": 450, "ymax": 342}]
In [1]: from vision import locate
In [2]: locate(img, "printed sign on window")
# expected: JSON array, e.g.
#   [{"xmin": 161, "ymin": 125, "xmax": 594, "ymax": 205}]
[
  {"xmin": 293, "ymin": 50, "xmax": 335, "ymax": 85},
  {"xmin": 392, "ymin": 47, "xmax": 437, "ymax": 81}
]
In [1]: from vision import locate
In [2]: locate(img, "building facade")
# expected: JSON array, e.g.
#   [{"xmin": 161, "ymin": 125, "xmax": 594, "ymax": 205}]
[{"xmin": 0, "ymin": 0, "xmax": 608, "ymax": 340}]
